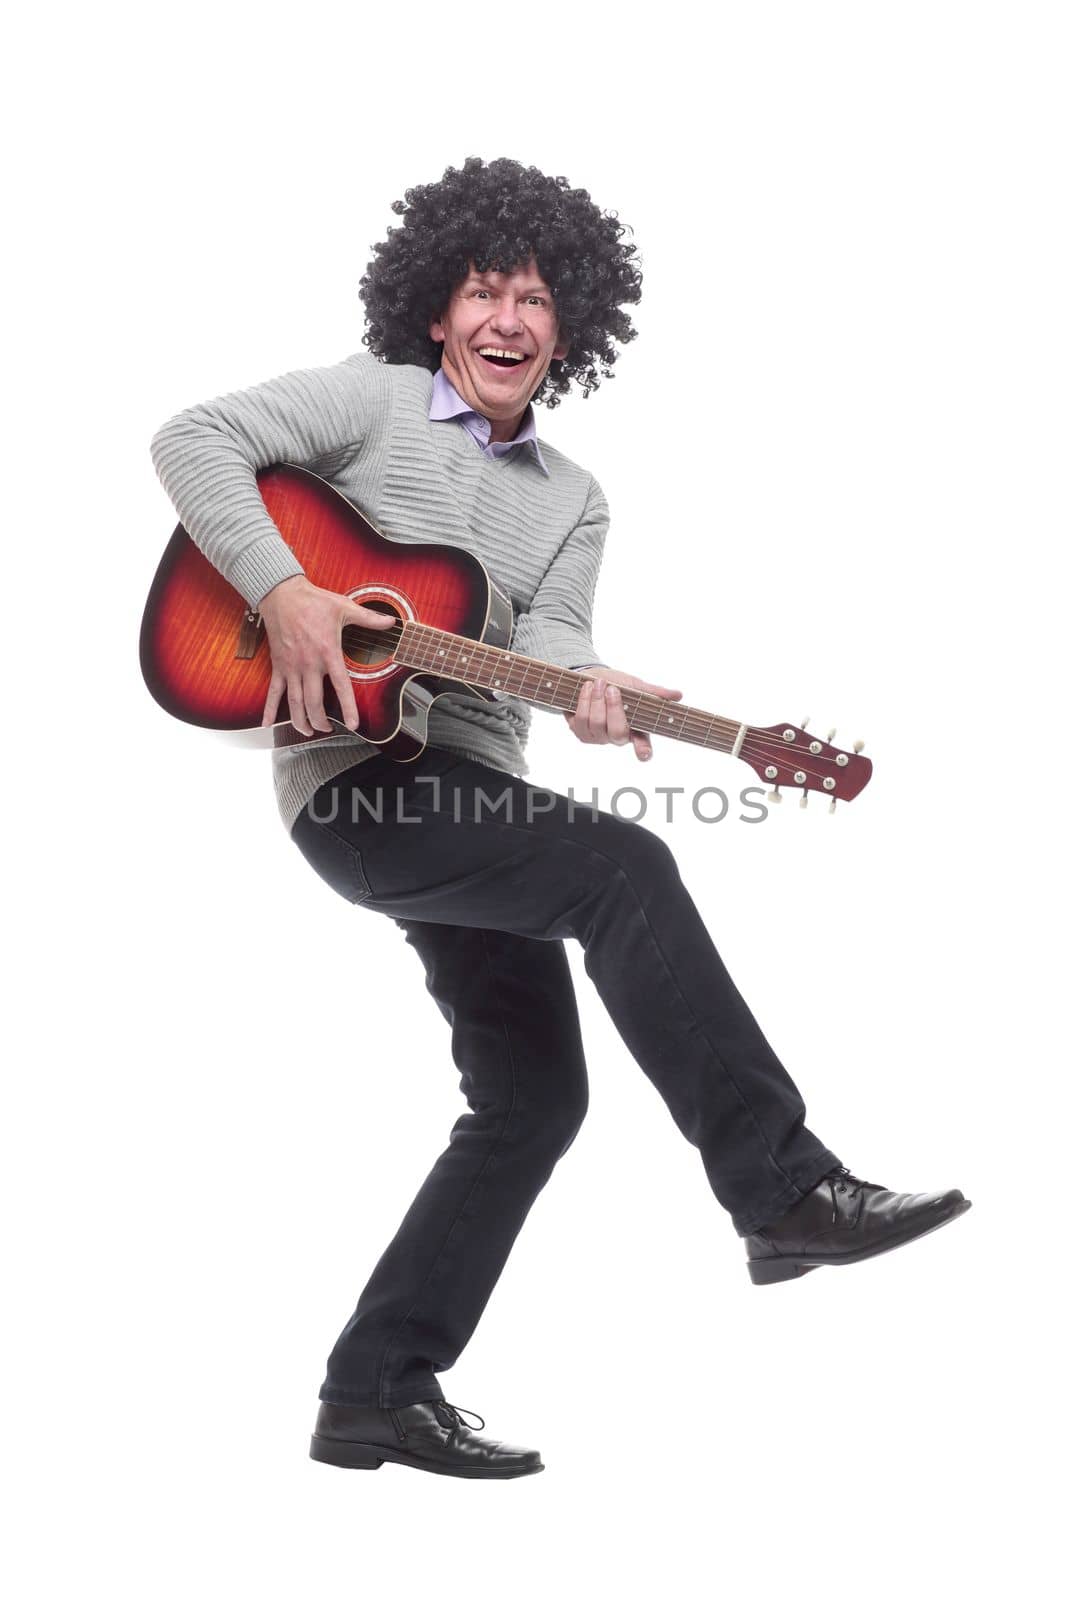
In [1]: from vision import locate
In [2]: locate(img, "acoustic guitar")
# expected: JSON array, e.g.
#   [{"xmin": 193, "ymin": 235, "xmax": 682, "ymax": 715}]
[{"xmin": 140, "ymin": 463, "xmax": 873, "ymax": 808}]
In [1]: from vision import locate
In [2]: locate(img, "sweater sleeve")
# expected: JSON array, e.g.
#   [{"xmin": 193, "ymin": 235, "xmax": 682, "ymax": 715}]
[
  {"xmin": 509, "ymin": 474, "xmax": 610, "ymax": 676},
  {"xmin": 149, "ymin": 354, "xmax": 372, "ymax": 609}
]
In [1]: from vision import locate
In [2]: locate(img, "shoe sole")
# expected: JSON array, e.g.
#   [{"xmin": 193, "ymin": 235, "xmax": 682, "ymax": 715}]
[
  {"xmin": 747, "ymin": 1196, "xmax": 972, "ymax": 1286},
  {"xmin": 309, "ymin": 1432, "xmax": 545, "ymax": 1479}
]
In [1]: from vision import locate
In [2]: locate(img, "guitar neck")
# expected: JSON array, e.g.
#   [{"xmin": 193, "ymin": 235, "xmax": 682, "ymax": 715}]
[{"xmin": 395, "ymin": 620, "xmax": 749, "ymax": 759}]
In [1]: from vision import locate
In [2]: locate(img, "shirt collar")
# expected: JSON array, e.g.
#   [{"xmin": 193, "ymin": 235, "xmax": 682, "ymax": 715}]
[{"xmin": 429, "ymin": 366, "xmax": 549, "ymax": 476}]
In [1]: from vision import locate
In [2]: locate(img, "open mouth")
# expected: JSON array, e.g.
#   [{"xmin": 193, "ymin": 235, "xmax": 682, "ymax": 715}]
[{"xmin": 476, "ymin": 346, "xmax": 529, "ymax": 372}]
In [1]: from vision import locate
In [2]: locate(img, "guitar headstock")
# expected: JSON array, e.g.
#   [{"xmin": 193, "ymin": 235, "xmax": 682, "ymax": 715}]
[{"xmin": 740, "ymin": 721, "xmax": 873, "ymax": 809}]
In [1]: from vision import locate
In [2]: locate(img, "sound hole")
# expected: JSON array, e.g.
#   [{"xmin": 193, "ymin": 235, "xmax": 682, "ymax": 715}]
[{"xmin": 341, "ymin": 599, "xmax": 401, "ymax": 666}]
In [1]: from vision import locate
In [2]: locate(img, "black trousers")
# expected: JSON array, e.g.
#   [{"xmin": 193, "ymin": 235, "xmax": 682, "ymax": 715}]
[{"xmin": 291, "ymin": 746, "xmax": 841, "ymax": 1408}]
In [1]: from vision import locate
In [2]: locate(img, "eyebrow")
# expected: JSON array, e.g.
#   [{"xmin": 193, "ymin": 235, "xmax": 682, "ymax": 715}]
[{"xmin": 468, "ymin": 271, "xmax": 553, "ymax": 295}]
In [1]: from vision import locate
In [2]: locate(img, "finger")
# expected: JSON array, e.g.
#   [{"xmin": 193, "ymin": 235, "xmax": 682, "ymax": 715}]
[
  {"xmin": 588, "ymin": 677, "xmax": 610, "ymax": 742},
  {"xmin": 631, "ymin": 731, "xmax": 653, "ymax": 761},
  {"xmin": 262, "ymin": 672, "xmax": 284, "ymax": 729},
  {"xmin": 604, "ymin": 683, "xmax": 632, "ymax": 745},
  {"xmin": 327, "ymin": 656, "xmax": 360, "ymax": 732},
  {"xmin": 347, "ymin": 601, "xmax": 396, "ymax": 629},
  {"xmin": 569, "ymin": 677, "xmax": 595, "ymax": 740},
  {"xmin": 572, "ymin": 681, "xmax": 598, "ymax": 742},
  {"xmin": 287, "ymin": 676, "xmax": 312, "ymax": 737},
  {"xmin": 303, "ymin": 670, "xmax": 333, "ymax": 734}
]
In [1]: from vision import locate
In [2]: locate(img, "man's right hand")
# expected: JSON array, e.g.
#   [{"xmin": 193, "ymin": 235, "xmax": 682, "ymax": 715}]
[{"xmin": 258, "ymin": 574, "xmax": 395, "ymax": 736}]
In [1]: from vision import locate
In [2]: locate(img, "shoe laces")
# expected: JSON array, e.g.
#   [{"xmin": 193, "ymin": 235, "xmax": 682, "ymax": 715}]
[
  {"xmin": 435, "ymin": 1400, "xmax": 485, "ymax": 1434},
  {"xmin": 829, "ymin": 1164, "xmax": 885, "ymax": 1200}
]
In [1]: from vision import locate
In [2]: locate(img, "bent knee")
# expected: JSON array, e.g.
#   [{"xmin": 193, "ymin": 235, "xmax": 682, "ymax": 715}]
[
  {"xmin": 525, "ymin": 1081, "xmax": 589, "ymax": 1153},
  {"xmin": 598, "ymin": 814, "xmax": 679, "ymax": 894},
  {"xmin": 553, "ymin": 1091, "xmax": 589, "ymax": 1158}
]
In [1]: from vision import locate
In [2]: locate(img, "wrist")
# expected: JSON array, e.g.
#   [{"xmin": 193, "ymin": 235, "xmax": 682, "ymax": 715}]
[{"xmin": 258, "ymin": 573, "xmax": 310, "ymax": 614}]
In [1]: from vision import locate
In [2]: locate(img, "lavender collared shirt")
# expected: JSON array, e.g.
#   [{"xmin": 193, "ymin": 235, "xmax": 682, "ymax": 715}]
[
  {"xmin": 428, "ymin": 366, "xmax": 550, "ymax": 476},
  {"xmin": 427, "ymin": 365, "xmax": 605, "ymax": 673}
]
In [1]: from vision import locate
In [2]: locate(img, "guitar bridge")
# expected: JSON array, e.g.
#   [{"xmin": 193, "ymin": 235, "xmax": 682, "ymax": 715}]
[{"xmin": 235, "ymin": 608, "xmax": 263, "ymax": 659}]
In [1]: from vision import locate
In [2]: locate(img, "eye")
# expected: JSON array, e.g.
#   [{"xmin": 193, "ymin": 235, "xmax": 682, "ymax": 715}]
[{"xmin": 473, "ymin": 289, "xmax": 491, "ymax": 299}]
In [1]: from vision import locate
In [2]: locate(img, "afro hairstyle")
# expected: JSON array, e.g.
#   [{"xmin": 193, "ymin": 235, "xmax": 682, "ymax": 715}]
[{"xmin": 359, "ymin": 155, "xmax": 642, "ymax": 408}]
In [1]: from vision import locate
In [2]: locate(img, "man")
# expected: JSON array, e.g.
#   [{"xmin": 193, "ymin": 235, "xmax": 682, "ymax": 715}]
[{"xmin": 150, "ymin": 156, "xmax": 970, "ymax": 1482}]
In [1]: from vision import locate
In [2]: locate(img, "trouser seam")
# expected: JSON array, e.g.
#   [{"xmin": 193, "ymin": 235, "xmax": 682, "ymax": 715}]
[
  {"xmin": 371, "ymin": 928, "xmax": 520, "ymax": 1407},
  {"xmin": 595, "ymin": 856, "xmax": 802, "ymax": 1196}
]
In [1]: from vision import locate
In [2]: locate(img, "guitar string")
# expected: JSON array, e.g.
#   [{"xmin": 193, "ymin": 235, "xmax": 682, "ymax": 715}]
[
  {"xmin": 313, "ymin": 654, "xmax": 852, "ymax": 782},
  {"xmin": 333, "ymin": 623, "xmax": 862, "ymax": 768},
  {"xmin": 370, "ymin": 628, "xmax": 740, "ymax": 749},
  {"xmin": 336, "ymin": 626, "xmax": 857, "ymax": 770}
]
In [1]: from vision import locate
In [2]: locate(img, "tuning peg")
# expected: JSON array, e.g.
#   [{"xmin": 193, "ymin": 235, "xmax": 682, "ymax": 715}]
[
  {"xmin": 827, "ymin": 726, "xmax": 837, "ymax": 742},
  {"xmin": 853, "ymin": 737, "xmax": 865, "ymax": 753},
  {"xmin": 829, "ymin": 796, "xmax": 837, "ymax": 814},
  {"xmin": 767, "ymin": 786, "xmax": 782, "ymax": 804},
  {"xmin": 799, "ymin": 716, "xmax": 810, "ymax": 730},
  {"xmin": 799, "ymin": 791, "xmax": 808, "ymax": 810}
]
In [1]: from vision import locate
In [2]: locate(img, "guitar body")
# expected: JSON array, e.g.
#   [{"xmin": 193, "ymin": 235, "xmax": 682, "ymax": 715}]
[{"xmin": 140, "ymin": 463, "xmax": 515, "ymax": 758}]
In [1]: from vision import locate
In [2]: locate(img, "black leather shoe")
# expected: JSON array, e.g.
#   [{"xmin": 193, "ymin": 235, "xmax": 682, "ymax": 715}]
[
  {"xmin": 309, "ymin": 1399, "xmax": 544, "ymax": 1479},
  {"xmin": 744, "ymin": 1164, "xmax": 972, "ymax": 1285}
]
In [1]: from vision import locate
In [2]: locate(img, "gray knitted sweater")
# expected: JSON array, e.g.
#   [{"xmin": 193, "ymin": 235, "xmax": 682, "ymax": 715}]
[{"xmin": 149, "ymin": 353, "xmax": 609, "ymax": 830}]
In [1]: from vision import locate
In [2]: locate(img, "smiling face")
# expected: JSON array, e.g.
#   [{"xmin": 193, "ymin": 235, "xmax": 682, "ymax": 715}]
[{"xmin": 429, "ymin": 257, "xmax": 569, "ymax": 442}]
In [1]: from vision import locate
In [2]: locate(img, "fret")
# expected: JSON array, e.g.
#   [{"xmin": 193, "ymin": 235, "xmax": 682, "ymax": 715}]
[{"xmin": 386, "ymin": 622, "xmax": 742, "ymax": 752}]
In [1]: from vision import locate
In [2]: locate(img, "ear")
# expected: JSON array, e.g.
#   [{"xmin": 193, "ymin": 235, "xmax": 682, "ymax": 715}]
[
  {"xmin": 552, "ymin": 335, "xmax": 570, "ymax": 362},
  {"xmin": 429, "ymin": 317, "xmax": 445, "ymax": 345}
]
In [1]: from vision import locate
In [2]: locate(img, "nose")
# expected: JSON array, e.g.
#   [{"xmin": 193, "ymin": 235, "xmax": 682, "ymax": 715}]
[{"xmin": 490, "ymin": 296, "xmax": 523, "ymax": 337}]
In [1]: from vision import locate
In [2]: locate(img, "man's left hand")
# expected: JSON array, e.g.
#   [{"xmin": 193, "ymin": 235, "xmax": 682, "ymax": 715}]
[{"xmin": 565, "ymin": 668, "xmax": 684, "ymax": 762}]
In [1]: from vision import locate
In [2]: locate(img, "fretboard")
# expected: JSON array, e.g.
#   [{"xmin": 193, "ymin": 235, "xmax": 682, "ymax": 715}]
[{"xmin": 395, "ymin": 621, "xmax": 745, "ymax": 756}]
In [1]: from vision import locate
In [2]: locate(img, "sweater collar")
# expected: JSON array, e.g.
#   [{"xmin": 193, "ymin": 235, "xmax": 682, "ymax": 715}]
[{"xmin": 429, "ymin": 367, "xmax": 549, "ymax": 476}]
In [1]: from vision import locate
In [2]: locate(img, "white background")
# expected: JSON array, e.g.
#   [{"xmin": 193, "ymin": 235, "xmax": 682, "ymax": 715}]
[{"xmin": 6, "ymin": 2, "xmax": 1064, "ymax": 1595}]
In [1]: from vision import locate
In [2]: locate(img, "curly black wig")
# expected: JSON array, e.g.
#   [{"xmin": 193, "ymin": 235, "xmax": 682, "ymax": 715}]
[{"xmin": 359, "ymin": 156, "xmax": 642, "ymax": 408}]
